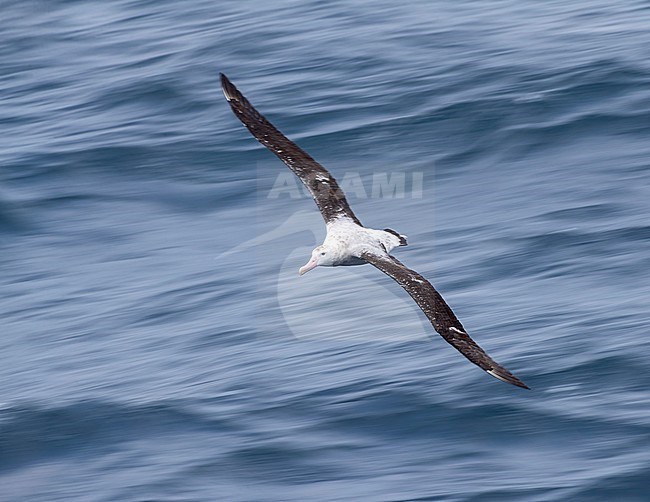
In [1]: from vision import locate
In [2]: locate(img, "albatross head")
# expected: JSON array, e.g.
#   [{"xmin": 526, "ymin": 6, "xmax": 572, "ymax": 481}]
[{"xmin": 299, "ymin": 245, "xmax": 336, "ymax": 275}]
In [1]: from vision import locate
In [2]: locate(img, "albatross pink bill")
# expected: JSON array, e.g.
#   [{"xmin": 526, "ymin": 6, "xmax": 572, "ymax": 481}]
[{"xmin": 298, "ymin": 257, "xmax": 318, "ymax": 276}]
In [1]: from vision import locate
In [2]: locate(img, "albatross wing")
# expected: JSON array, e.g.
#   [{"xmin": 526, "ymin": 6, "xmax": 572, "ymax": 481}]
[
  {"xmin": 361, "ymin": 252, "xmax": 529, "ymax": 389},
  {"xmin": 220, "ymin": 73, "xmax": 361, "ymax": 225}
]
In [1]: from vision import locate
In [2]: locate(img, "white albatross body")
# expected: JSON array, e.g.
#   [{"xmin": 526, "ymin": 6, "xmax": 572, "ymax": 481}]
[
  {"xmin": 299, "ymin": 218, "xmax": 404, "ymax": 275},
  {"xmin": 220, "ymin": 73, "xmax": 530, "ymax": 390}
]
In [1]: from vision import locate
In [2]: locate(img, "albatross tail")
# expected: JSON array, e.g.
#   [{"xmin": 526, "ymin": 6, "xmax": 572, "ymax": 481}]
[{"xmin": 383, "ymin": 228, "xmax": 408, "ymax": 246}]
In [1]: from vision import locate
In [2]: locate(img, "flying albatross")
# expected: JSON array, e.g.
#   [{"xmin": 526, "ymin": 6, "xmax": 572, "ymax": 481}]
[{"xmin": 220, "ymin": 73, "xmax": 529, "ymax": 389}]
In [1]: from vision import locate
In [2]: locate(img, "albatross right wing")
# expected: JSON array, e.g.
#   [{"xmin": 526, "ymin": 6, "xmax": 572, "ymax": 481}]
[
  {"xmin": 220, "ymin": 73, "xmax": 361, "ymax": 226},
  {"xmin": 361, "ymin": 252, "xmax": 529, "ymax": 389}
]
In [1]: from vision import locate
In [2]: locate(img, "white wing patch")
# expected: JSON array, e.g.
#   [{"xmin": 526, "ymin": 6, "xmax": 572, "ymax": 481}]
[{"xmin": 487, "ymin": 369, "xmax": 511, "ymax": 384}]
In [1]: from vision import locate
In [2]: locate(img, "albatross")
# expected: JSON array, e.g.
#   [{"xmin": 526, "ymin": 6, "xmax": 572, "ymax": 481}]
[{"xmin": 220, "ymin": 73, "xmax": 529, "ymax": 389}]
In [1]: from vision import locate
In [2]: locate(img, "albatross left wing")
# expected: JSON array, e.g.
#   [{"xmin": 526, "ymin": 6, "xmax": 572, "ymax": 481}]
[
  {"xmin": 361, "ymin": 252, "xmax": 529, "ymax": 389},
  {"xmin": 220, "ymin": 73, "xmax": 361, "ymax": 226}
]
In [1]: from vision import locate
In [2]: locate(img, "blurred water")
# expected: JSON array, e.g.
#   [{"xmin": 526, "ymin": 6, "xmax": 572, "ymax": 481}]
[{"xmin": 1, "ymin": 1, "xmax": 650, "ymax": 500}]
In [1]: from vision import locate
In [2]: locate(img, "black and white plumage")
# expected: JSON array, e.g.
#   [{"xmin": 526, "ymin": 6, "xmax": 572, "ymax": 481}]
[{"xmin": 220, "ymin": 73, "xmax": 529, "ymax": 389}]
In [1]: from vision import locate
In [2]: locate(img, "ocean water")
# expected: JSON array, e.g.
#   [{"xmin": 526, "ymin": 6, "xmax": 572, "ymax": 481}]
[{"xmin": 2, "ymin": 0, "xmax": 650, "ymax": 500}]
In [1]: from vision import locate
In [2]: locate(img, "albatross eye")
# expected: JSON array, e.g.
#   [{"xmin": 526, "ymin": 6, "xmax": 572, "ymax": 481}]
[{"xmin": 320, "ymin": 252, "xmax": 326, "ymax": 256}]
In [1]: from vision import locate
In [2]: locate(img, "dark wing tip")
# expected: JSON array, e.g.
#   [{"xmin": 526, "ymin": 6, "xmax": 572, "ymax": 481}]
[
  {"xmin": 219, "ymin": 73, "xmax": 239, "ymax": 102},
  {"xmin": 486, "ymin": 367, "xmax": 530, "ymax": 389}
]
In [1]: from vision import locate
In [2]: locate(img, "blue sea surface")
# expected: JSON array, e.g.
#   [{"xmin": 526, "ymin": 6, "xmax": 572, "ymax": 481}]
[{"xmin": 2, "ymin": 1, "xmax": 650, "ymax": 500}]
